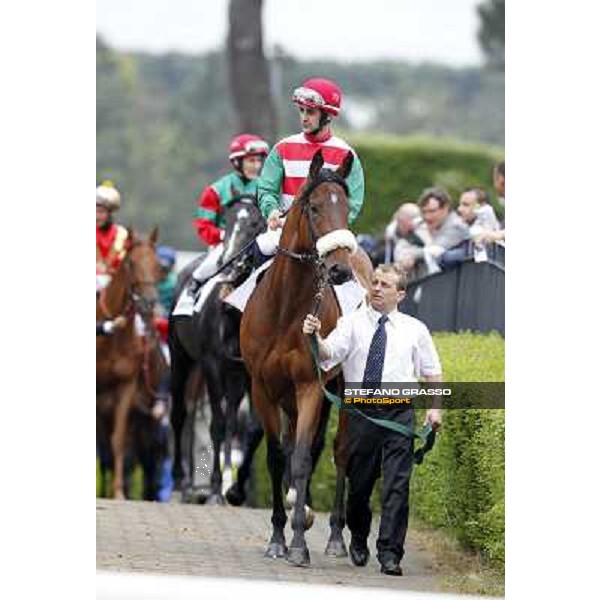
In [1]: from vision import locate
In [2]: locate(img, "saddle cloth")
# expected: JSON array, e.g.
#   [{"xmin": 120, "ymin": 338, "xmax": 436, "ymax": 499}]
[
  {"xmin": 224, "ymin": 259, "xmax": 367, "ymax": 316},
  {"xmin": 171, "ymin": 274, "xmax": 226, "ymax": 317}
]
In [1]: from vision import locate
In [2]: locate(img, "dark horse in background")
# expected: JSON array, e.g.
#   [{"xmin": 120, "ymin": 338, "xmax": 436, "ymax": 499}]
[
  {"xmin": 169, "ymin": 193, "xmax": 266, "ymax": 504},
  {"xmin": 240, "ymin": 150, "xmax": 373, "ymax": 566},
  {"xmin": 97, "ymin": 227, "xmax": 168, "ymax": 499}
]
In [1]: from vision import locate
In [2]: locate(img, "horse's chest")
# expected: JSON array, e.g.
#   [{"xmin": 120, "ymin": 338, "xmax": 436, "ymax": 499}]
[{"xmin": 97, "ymin": 340, "xmax": 142, "ymax": 384}]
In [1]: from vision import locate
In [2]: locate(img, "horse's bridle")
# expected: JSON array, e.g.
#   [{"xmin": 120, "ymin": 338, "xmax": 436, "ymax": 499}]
[
  {"xmin": 276, "ymin": 169, "xmax": 353, "ymax": 313},
  {"xmin": 277, "ymin": 169, "xmax": 350, "ymax": 264},
  {"xmin": 98, "ymin": 245, "xmax": 157, "ymax": 322},
  {"xmin": 218, "ymin": 194, "xmax": 265, "ymax": 284}
]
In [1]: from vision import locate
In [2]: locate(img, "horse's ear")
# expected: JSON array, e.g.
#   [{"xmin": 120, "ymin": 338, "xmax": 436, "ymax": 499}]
[
  {"xmin": 336, "ymin": 151, "xmax": 354, "ymax": 180},
  {"xmin": 308, "ymin": 149, "xmax": 324, "ymax": 180},
  {"xmin": 125, "ymin": 226, "xmax": 136, "ymax": 250},
  {"xmin": 149, "ymin": 225, "xmax": 159, "ymax": 246}
]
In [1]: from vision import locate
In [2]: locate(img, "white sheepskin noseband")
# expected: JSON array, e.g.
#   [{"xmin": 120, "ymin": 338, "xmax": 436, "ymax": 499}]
[{"xmin": 316, "ymin": 229, "xmax": 358, "ymax": 257}]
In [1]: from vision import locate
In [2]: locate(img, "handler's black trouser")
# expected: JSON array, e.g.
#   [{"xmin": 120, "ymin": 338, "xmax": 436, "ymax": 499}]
[{"xmin": 345, "ymin": 407, "xmax": 414, "ymax": 566}]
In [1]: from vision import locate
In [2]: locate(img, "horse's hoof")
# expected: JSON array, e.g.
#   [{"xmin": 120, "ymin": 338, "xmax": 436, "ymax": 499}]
[
  {"xmin": 324, "ymin": 538, "xmax": 348, "ymax": 557},
  {"xmin": 225, "ymin": 483, "xmax": 246, "ymax": 507},
  {"xmin": 114, "ymin": 490, "xmax": 126, "ymax": 501},
  {"xmin": 206, "ymin": 493, "xmax": 225, "ymax": 506},
  {"xmin": 180, "ymin": 489, "xmax": 195, "ymax": 504},
  {"xmin": 304, "ymin": 506, "xmax": 315, "ymax": 531},
  {"xmin": 287, "ymin": 545, "xmax": 310, "ymax": 567},
  {"xmin": 285, "ymin": 487, "xmax": 297, "ymax": 507},
  {"xmin": 264, "ymin": 542, "xmax": 288, "ymax": 559}
]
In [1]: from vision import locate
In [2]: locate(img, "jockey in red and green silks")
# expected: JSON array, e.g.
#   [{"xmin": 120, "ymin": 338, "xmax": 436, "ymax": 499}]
[
  {"xmin": 255, "ymin": 77, "xmax": 365, "ymax": 258},
  {"xmin": 190, "ymin": 134, "xmax": 270, "ymax": 290}
]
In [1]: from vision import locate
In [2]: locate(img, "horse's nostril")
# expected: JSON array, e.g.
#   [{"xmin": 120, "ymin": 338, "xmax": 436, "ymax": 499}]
[{"xmin": 328, "ymin": 264, "xmax": 352, "ymax": 284}]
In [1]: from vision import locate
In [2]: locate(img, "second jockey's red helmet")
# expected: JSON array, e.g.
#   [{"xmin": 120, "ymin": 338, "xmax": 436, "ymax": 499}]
[
  {"xmin": 292, "ymin": 78, "xmax": 342, "ymax": 117},
  {"xmin": 228, "ymin": 134, "xmax": 270, "ymax": 161}
]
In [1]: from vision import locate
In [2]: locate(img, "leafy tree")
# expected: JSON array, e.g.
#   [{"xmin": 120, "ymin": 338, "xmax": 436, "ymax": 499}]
[
  {"xmin": 477, "ymin": 0, "xmax": 505, "ymax": 70},
  {"xmin": 227, "ymin": 0, "xmax": 277, "ymax": 140}
]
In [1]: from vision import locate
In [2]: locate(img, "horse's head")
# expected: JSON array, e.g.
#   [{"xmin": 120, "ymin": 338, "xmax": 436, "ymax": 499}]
[
  {"xmin": 219, "ymin": 190, "xmax": 266, "ymax": 284},
  {"xmin": 297, "ymin": 149, "xmax": 357, "ymax": 285},
  {"xmin": 123, "ymin": 226, "xmax": 161, "ymax": 320}
]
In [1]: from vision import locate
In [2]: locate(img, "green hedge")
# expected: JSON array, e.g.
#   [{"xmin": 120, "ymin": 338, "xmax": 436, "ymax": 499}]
[
  {"xmin": 252, "ymin": 332, "xmax": 505, "ymax": 568},
  {"xmin": 347, "ymin": 134, "xmax": 504, "ymax": 234}
]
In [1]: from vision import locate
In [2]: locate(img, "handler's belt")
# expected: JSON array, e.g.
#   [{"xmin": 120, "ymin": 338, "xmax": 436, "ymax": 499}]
[{"xmin": 309, "ymin": 334, "xmax": 437, "ymax": 464}]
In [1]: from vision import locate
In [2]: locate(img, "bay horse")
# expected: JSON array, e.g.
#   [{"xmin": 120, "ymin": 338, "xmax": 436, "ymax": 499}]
[
  {"xmin": 96, "ymin": 226, "xmax": 165, "ymax": 499},
  {"xmin": 169, "ymin": 194, "xmax": 265, "ymax": 503},
  {"xmin": 240, "ymin": 150, "xmax": 372, "ymax": 566}
]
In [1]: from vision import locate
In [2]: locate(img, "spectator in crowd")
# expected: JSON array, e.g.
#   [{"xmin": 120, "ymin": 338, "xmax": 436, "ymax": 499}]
[
  {"xmin": 385, "ymin": 203, "xmax": 431, "ymax": 265},
  {"xmin": 493, "ymin": 160, "xmax": 505, "ymax": 205},
  {"xmin": 475, "ymin": 161, "xmax": 505, "ymax": 244},
  {"xmin": 457, "ymin": 188, "xmax": 499, "ymax": 235},
  {"xmin": 395, "ymin": 188, "xmax": 469, "ymax": 276},
  {"xmin": 156, "ymin": 246, "xmax": 178, "ymax": 317}
]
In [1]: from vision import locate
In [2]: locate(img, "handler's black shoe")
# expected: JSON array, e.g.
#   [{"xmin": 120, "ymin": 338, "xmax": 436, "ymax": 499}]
[
  {"xmin": 349, "ymin": 539, "xmax": 370, "ymax": 567},
  {"xmin": 380, "ymin": 561, "xmax": 403, "ymax": 576}
]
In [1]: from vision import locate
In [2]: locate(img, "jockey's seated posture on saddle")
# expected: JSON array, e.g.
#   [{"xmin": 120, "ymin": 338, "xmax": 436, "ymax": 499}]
[
  {"xmin": 96, "ymin": 180, "xmax": 128, "ymax": 293},
  {"xmin": 255, "ymin": 77, "xmax": 365, "ymax": 260},
  {"xmin": 188, "ymin": 134, "xmax": 270, "ymax": 295}
]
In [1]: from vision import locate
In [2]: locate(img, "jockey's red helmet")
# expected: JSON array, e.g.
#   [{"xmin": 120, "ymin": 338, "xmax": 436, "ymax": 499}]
[
  {"xmin": 292, "ymin": 78, "xmax": 342, "ymax": 117},
  {"xmin": 228, "ymin": 134, "xmax": 270, "ymax": 161}
]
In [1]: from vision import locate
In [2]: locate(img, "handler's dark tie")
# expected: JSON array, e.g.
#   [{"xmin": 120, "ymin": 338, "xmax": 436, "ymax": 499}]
[{"xmin": 362, "ymin": 313, "xmax": 389, "ymax": 386}]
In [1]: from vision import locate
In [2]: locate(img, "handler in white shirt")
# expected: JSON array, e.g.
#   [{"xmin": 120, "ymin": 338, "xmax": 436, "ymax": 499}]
[{"xmin": 302, "ymin": 264, "xmax": 442, "ymax": 576}]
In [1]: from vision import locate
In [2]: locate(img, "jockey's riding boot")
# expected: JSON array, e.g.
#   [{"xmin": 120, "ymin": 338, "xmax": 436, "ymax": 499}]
[{"xmin": 251, "ymin": 240, "xmax": 271, "ymax": 270}]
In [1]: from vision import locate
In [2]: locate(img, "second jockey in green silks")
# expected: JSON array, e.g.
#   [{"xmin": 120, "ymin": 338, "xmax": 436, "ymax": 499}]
[
  {"xmin": 189, "ymin": 134, "xmax": 270, "ymax": 294},
  {"xmin": 254, "ymin": 77, "xmax": 365, "ymax": 259}
]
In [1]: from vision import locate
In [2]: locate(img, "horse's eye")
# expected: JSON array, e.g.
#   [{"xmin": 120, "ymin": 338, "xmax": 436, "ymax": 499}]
[{"xmin": 310, "ymin": 205, "xmax": 319, "ymax": 215}]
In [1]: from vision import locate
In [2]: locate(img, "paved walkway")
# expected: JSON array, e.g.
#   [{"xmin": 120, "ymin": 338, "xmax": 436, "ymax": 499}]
[{"xmin": 97, "ymin": 499, "xmax": 445, "ymax": 592}]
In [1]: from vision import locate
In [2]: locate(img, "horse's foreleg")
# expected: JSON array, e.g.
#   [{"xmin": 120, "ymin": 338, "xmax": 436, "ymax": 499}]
[
  {"xmin": 306, "ymin": 394, "xmax": 332, "ymax": 508},
  {"xmin": 169, "ymin": 342, "xmax": 191, "ymax": 495},
  {"xmin": 252, "ymin": 381, "xmax": 287, "ymax": 558},
  {"xmin": 326, "ymin": 409, "xmax": 349, "ymax": 557},
  {"xmin": 222, "ymin": 374, "xmax": 245, "ymax": 495},
  {"xmin": 206, "ymin": 374, "xmax": 226, "ymax": 504},
  {"xmin": 288, "ymin": 383, "xmax": 322, "ymax": 567},
  {"xmin": 225, "ymin": 409, "xmax": 263, "ymax": 506},
  {"xmin": 111, "ymin": 379, "xmax": 137, "ymax": 500}
]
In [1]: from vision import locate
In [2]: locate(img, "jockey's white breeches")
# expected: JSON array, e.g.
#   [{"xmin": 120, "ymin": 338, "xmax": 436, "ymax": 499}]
[
  {"xmin": 255, "ymin": 228, "xmax": 282, "ymax": 256},
  {"xmin": 192, "ymin": 243, "xmax": 224, "ymax": 282}
]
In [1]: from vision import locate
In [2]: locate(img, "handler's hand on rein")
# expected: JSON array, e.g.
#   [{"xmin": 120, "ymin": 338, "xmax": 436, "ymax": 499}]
[
  {"xmin": 302, "ymin": 314, "xmax": 321, "ymax": 335},
  {"xmin": 425, "ymin": 408, "xmax": 442, "ymax": 432}
]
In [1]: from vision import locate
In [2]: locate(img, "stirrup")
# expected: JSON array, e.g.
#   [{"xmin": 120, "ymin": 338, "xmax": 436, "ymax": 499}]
[{"xmin": 188, "ymin": 278, "xmax": 203, "ymax": 296}]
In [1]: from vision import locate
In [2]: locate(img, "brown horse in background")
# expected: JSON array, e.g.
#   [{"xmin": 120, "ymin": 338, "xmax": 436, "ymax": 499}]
[
  {"xmin": 97, "ymin": 227, "xmax": 165, "ymax": 499},
  {"xmin": 240, "ymin": 150, "xmax": 372, "ymax": 566}
]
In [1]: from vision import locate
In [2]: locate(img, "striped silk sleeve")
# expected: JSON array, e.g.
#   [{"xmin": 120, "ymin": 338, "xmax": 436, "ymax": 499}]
[
  {"xmin": 258, "ymin": 148, "xmax": 284, "ymax": 220},
  {"xmin": 194, "ymin": 186, "xmax": 223, "ymax": 246},
  {"xmin": 347, "ymin": 153, "xmax": 365, "ymax": 225}
]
